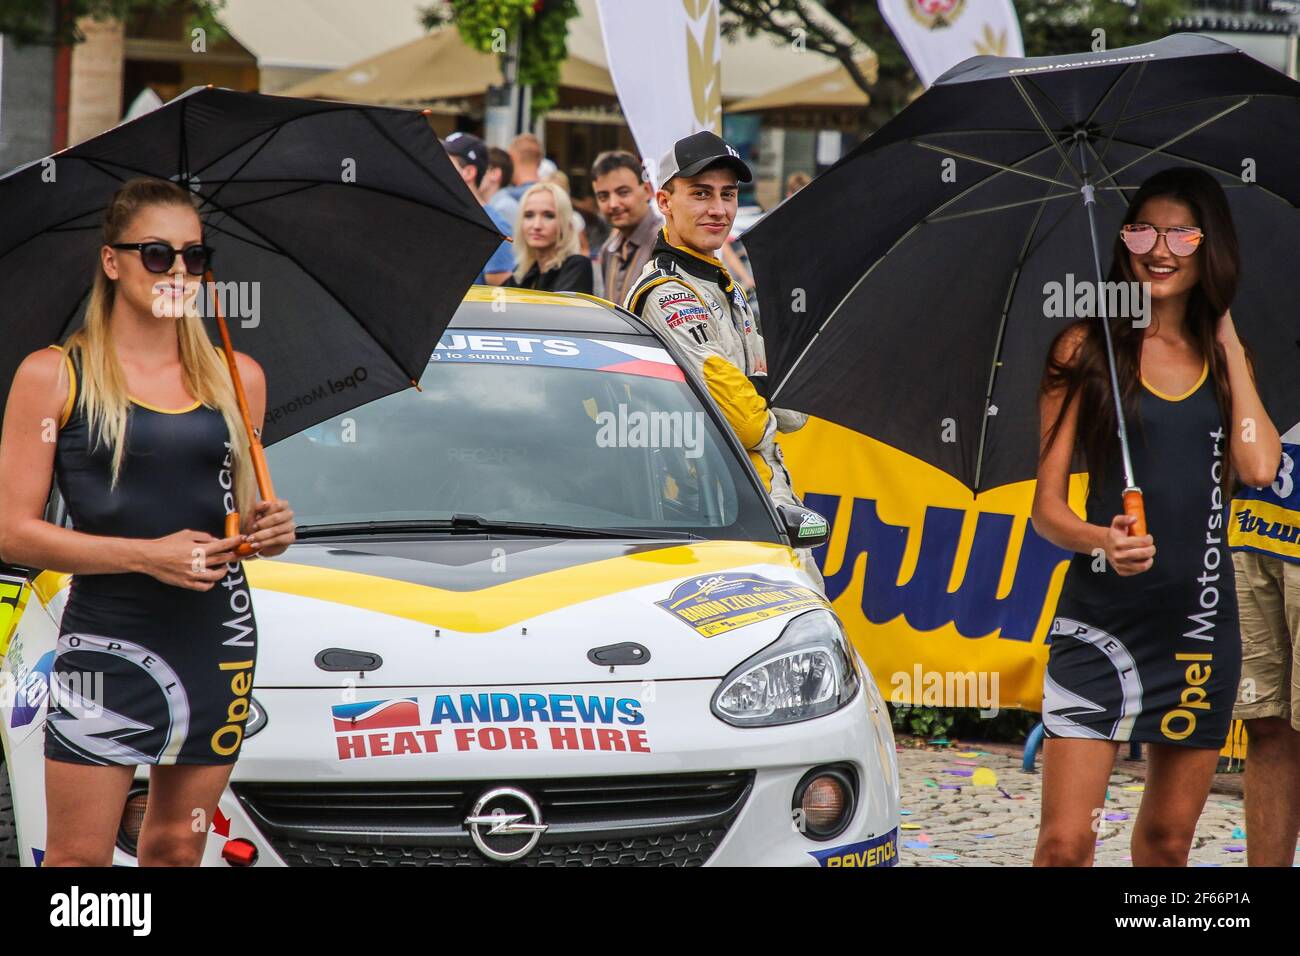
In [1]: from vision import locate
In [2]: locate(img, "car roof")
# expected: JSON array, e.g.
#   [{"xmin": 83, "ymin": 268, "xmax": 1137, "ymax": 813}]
[{"xmin": 450, "ymin": 286, "xmax": 648, "ymax": 335}]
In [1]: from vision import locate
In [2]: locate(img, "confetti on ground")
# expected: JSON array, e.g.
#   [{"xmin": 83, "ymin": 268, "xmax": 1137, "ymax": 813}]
[
  {"xmin": 945, "ymin": 769, "xmax": 974, "ymax": 777},
  {"xmin": 932, "ymin": 854, "xmax": 958, "ymax": 860},
  {"xmin": 900, "ymin": 809, "xmax": 913, "ymax": 816},
  {"xmin": 953, "ymin": 751, "xmax": 979, "ymax": 758},
  {"xmin": 1232, "ymin": 827, "xmax": 1246, "ymax": 839},
  {"xmin": 1224, "ymin": 846, "xmax": 1245, "ymax": 853},
  {"xmin": 924, "ymin": 778, "xmax": 939, "ymax": 788},
  {"xmin": 902, "ymin": 823, "xmax": 922, "ymax": 830},
  {"xmin": 1105, "ymin": 813, "xmax": 1129, "ymax": 821},
  {"xmin": 1124, "ymin": 785, "xmax": 1145, "ymax": 792},
  {"xmin": 904, "ymin": 841, "xmax": 928, "ymax": 850},
  {"xmin": 972, "ymin": 768, "xmax": 998, "ymax": 786},
  {"xmin": 929, "ymin": 738, "xmax": 950, "ymax": 746},
  {"xmin": 939, "ymin": 784, "xmax": 962, "ymax": 791},
  {"xmin": 976, "ymin": 834, "xmax": 997, "ymax": 839},
  {"xmin": 954, "ymin": 759, "xmax": 979, "ymax": 766}
]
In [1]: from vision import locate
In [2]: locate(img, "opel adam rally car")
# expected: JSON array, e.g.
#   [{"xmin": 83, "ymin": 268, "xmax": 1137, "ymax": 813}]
[{"xmin": 0, "ymin": 287, "xmax": 899, "ymax": 867}]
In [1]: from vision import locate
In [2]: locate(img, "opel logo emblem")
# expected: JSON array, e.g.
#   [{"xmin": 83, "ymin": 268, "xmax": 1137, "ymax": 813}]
[{"xmin": 465, "ymin": 787, "xmax": 548, "ymax": 862}]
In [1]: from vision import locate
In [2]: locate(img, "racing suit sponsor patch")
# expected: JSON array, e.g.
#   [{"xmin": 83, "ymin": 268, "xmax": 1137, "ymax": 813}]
[
  {"xmin": 655, "ymin": 573, "xmax": 827, "ymax": 637},
  {"xmin": 665, "ymin": 306, "xmax": 708, "ymax": 329}
]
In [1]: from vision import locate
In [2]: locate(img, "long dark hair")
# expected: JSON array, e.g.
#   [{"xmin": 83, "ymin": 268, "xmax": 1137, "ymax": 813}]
[{"xmin": 1041, "ymin": 166, "xmax": 1241, "ymax": 498}]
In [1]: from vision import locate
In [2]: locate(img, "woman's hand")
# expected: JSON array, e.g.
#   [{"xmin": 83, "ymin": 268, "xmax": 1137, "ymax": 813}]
[
  {"xmin": 139, "ymin": 529, "xmax": 245, "ymax": 590},
  {"xmin": 1104, "ymin": 513, "xmax": 1155, "ymax": 576},
  {"xmin": 244, "ymin": 497, "xmax": 295, "ymax": 558},
  {"xmin": 1216, "ymin": 308, "xmax": 1240, "ymax": 349}
]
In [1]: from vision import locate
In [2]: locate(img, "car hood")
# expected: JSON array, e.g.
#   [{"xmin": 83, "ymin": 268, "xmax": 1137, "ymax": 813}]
[{"xmin": 234, "ymin": 537, "xmax": 826, "ymax": 687}]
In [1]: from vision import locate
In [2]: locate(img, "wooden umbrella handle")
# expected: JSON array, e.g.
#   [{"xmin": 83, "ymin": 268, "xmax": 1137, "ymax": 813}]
[
  {"xmin": 1122, "ymin": 487, "xmax": 1147, "ymax": 538},
  {"xmin": 206, "ymin": 269, "xmax": 275, "ymax": 557}
]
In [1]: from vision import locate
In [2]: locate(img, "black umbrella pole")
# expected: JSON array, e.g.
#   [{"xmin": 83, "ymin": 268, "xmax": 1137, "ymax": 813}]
[
  {"xmin": 206, "ymin": 269, "xmax": 276, "ymax": 556},
  {"xmin": 1076, "ymin": 136, "xmax": 1147, "ymax": 536}
]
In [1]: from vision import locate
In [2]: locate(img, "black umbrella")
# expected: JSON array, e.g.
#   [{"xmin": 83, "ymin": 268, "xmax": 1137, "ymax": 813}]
[
  {"xmin": 0, "ymin": 85, "xmax": 504, "ymax": 552},
  {"xmin": 746, "ymin": 34, "xmax": 1300, "ymax": 520}
]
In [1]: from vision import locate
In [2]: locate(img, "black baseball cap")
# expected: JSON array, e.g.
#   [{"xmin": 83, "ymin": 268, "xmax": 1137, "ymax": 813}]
[
  {"xmin": 659, "ymin": 130, "xmax": 752, "ymax": 185},
  {"xmin": 442, "ymin": 131, "xmax": 488, "ymax": 183}
]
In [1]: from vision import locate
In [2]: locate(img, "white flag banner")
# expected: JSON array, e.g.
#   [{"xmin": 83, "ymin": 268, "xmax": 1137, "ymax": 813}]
[
  {"xmin": 879, "ymin": 0, "xmax": 1024, "ymax": 88},
  {"xmin": 595, "ymin": 0, "xmax": 722, "ymax": 188}
]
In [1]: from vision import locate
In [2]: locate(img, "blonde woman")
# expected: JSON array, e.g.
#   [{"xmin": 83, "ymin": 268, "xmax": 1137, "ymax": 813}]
[
  {"xmin": 0, "ymin": 177, "xmax": 295, "ymax": 866},
  {"xmin": 505, "ymin": 182, "xmax": 593, "ymax": 293}
]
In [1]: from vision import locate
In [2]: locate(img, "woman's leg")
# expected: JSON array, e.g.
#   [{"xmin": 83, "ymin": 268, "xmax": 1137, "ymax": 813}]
[
  {"xmin": 43, "ymin": 759, "xmax": 137, "ymax": 866},
  {"xmin": 1034, "ymin": 737, "xmax": 1120, "ymax": 866},
  {"xmin": 1130, "ymin": 743, "xmax": 1221, "ymax": 866},
  {"xmin": 135, "ymin": 763, "xmax": 236, "ymax": 867}
]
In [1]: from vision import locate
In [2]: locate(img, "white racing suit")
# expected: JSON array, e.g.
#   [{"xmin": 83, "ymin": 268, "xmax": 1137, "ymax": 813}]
[{"xmin": 624, "ymin": 230, "xmax": 824, "ymax": 591}]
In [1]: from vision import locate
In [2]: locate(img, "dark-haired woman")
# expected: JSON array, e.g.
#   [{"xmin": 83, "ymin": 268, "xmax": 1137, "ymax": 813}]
[
  {"xmin": 1031, "ymin": 167, "xmax": 1280, "ymax": 866},
  {"xmin": 0, "ymin": 177, "xmax": 296, "ymax": 866}
]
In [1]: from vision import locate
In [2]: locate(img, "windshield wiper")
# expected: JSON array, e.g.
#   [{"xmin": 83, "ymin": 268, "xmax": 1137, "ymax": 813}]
[{"xmin": 294, "ymin": 516, "xmax": 702, "ymax": 541}]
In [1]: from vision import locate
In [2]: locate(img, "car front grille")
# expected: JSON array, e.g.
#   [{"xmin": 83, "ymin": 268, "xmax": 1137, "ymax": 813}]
[{"xmin": 231, "ymin": 771, "xmax": 753, "ymax": 867}]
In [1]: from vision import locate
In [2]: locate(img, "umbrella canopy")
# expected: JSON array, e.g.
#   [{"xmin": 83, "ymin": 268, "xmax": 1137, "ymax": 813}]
[
  {"xmin": 745, "ymin": 33, "xmax": 1300, "ymax": 494},
  {"xmin": 0, "ymin": 85, "xmax": 503, "ymax": 446}
]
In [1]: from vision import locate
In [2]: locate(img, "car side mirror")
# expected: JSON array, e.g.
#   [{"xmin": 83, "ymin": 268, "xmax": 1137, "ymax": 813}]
[{"xmin": 776, "ymin": 504, "xmax": 830, "ymax": 550}]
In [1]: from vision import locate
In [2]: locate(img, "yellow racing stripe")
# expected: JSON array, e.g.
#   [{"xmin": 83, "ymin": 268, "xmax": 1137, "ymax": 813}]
[{"xmin": 244, "ymin": 540, "xmax": 798, "ymax": 632}]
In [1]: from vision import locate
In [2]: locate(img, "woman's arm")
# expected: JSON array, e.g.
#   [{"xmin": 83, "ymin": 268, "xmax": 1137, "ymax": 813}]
[
  {"xmin": 234, "ymin": 351, "xmax": 294, "ymax": 559},
  {"xmin": 1030, "ymin": 327, "xmax": 1155, "ymax": 575},
  {"xmin": 1, "ymin": 349, "xmax": 247, "ymax": 588},
  {"xmin": 0, "ymin": 349, "xmax": 149, "ymax": 573},
  {"xmin": 1219, "ymin": 310, "xmax": 1281, "ymax": 488}
]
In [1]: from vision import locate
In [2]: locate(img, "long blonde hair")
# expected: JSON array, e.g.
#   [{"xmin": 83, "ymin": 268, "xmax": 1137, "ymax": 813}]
[
  {"xmin": 512, "ymin": 181, "xmax": 581, "ymax": 283},
  {"xmin": 60, "ymin": 177, "xmax": 258, "ymax": 523}
]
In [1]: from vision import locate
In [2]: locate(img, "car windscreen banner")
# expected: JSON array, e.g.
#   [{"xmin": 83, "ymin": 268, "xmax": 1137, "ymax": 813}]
[
  {"xmin": 779, "ymin": 417, "xmax": 1247, "ymax": 759},
  {"xmin": 430, "ymin": 330, "xmax": 685, "ymax": 381}
]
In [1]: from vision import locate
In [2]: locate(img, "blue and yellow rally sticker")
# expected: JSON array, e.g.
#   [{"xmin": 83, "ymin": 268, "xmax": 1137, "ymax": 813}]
[
  {"xmin": 808, "ymin": 827, "xmax": 900, "ymax": 868},
  {"xmin": 655, "ymin": 572, "xmax": 826, "ymax": 637}
]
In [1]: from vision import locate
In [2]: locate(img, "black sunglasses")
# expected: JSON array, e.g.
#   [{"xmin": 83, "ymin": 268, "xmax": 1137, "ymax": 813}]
[{"xmin": 111, "ymin": 241, "xmax": 214, "ymax": 276}]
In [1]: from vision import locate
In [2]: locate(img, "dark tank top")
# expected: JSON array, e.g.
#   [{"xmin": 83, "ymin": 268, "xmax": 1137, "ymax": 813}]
[
  {"xmin": 1057, "ymin": 361, "xmax": 1234, "ymax": 615},
  {"xmin": 52, "ymin": 344, "xmax": 236, "ymax": 600}
]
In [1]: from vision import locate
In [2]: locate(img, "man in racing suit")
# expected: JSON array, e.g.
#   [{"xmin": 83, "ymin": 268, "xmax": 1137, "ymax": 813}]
[{"xmin": 623, "ymin": 131, "xmax": 824, "ymax": 590}]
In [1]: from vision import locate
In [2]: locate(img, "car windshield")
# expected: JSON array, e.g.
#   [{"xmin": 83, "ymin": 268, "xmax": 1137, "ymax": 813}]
[{"xmin": 265, "ymin": 329, "xmax": 781, "ymax": 541}]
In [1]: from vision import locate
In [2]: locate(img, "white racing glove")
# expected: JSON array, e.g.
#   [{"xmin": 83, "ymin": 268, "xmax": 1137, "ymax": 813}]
[{"xmin": 772, "ymin": 408, "xmax": 809, "ymax": 433}]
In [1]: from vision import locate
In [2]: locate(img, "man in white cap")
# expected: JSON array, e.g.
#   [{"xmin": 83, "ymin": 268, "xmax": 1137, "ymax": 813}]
[{"xmin": 624, "ymin": 130, "xmax": 822, "ymax": 589}]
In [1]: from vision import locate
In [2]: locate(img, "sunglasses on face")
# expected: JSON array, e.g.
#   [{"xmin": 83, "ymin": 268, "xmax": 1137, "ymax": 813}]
[
  {"xmin": 110, "ymin": 241, "xmax": 214, "ymax": 276},
  {"xmin": 1118, "ymin": 223, "xmax": 1204, "ymax": 257}
]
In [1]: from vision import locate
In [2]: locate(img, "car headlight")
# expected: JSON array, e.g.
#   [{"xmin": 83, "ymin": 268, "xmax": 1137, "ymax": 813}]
[{"xmin": 711, "ymin": 609, "xmax": 859, "ymax": 727}]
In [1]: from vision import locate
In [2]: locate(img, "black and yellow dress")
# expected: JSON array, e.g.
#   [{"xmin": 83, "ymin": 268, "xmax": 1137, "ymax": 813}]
[
  {"xmin": 1044, "ymin": 359, "xmax": 1240, "ymax": 748},
  {"xmin": 43, "ymin": 343, "xmax": 257, "ymax": 765}
]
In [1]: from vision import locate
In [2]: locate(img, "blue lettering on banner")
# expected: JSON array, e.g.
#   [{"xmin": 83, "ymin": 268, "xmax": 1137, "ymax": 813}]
[
  {"xmin": 802, "ymin": 493, "xmax": 1069, "ymax": 642},
  {"xmin": 424, "ymin": 692, "xmax": 644, "ymax": 726}
]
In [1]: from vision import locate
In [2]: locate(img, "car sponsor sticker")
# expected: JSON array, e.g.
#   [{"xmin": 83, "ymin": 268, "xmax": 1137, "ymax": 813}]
[
  {"xmin": 655, "ymin": 573, "xmax": 827, "ymax": 637},
  {"xmin": 5, "ymin": 646, "xmax": 55, "ymax": 730},
  {"xmin": 430, "ymin": 330, "xmax": 684, "ymax": 381},
  {"xmin": 808, "ymin": 827, "xmax": 900, "ymax": 868},
  {"xmin": 330, "ymin": 691, "xmax": 650, "ymax": 761},
  {"xmin": 797, "ymin": 511, "xmax": 829, "ymax": 539}
]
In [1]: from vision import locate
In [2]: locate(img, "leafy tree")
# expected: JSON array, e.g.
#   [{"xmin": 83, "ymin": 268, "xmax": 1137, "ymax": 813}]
[
  {"xmin": 720, "ymin": 0, "xmax": 1191, "ymax": 130},
  {"xmin": 420, "ymin": 0, "xmax": 580, "ymax": 119},
  {"xmin": 0, "ymin": 0, "xmax": 226, "ymax": 46}
]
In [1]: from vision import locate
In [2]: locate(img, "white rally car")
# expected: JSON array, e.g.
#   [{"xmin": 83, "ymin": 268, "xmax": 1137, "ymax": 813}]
[{"xmin": 0, "ymin": 287, "xmax": 899, "ymax": 867}]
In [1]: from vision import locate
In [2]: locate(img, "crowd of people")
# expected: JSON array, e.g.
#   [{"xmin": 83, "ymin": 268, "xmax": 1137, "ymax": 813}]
[{"xmin": 440, "ymin": 129, "xmax": 811, "ymax": 301}]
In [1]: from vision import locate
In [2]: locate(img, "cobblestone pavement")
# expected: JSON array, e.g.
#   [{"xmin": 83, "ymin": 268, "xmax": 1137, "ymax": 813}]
[{"xmin": 895, "ymin": 742, "xmax": 1260, "ymax": 867}]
